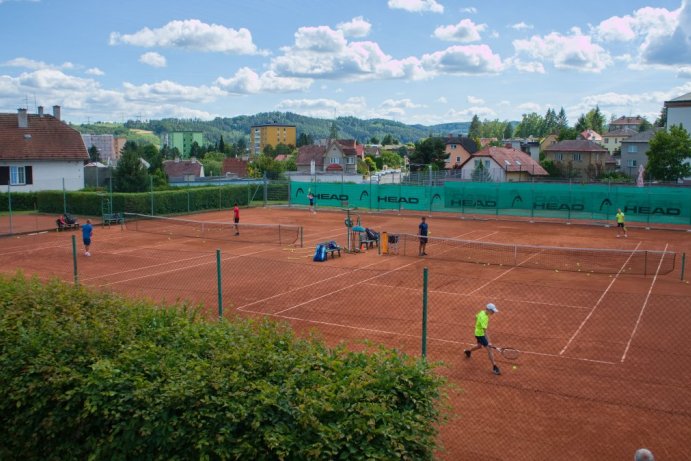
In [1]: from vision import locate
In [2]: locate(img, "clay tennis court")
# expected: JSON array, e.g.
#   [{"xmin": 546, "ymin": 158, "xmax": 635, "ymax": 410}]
[{"xmin": 1, "ymin": 207, "xmax": 690, "ymax": 460}]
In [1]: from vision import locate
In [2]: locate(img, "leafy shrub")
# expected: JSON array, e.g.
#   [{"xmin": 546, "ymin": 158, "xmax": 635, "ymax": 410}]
[
  {"xmin": 0, "ymin": 191, "xmax": 37, "ymax": 212},
  {"xmin": 0, "ymin": 275, "xmax": 446, "ymax": 460}
]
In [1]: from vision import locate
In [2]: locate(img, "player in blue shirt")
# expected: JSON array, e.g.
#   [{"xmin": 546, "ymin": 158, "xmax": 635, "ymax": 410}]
[
  {"xmin": 82, "ymin": 219, "xmax": 93, "ymax": 256},
  {"xmin": 418, "ymin": 216, "xmax": 428, "ymax": 256}
]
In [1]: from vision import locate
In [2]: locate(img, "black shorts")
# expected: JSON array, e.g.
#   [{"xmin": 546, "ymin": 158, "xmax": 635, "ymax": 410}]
[
  {"xmin": 234, "ymin": 217, "xmax": 239, "ymax": 224},
  {"xmin": 617, "ymin": 222, "xmax": 625, "ymax": 228},
  {"xmin": 83, "ymin": 238, "xmax": 91, "ymax": 246},
  {"xmin": 475, "ymin": 335, "xmax": 489, "ymax": 347},
  {"xmin": 419, "ymin": 237, "xmax": 428, "ymax": 244}
]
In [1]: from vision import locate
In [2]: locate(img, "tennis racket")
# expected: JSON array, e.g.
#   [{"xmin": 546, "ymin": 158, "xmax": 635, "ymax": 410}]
[{"xmin": 490, "ymin": 346, "xmax": 520, "ymax": 360}]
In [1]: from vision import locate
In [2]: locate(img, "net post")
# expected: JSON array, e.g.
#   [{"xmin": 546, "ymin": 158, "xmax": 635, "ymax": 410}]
[
  {"xmin": 681, "ymin": 253, "xmax": 686, "ymax": 281},
  {"xmin": 300, "ymin": 226, "xmax": 304, "ymax": 248},
  {"xmin": 72, "ymin": 235, "xmax": 79, "ymax": 286},
  {"xmin": 216, "ymin": 249, "xmax": 223, "ymax": 319},
  {"xmin": 644, "ymin": 251, "xmax": 648, "ymax": 277},
  {"xmin": 421, "ymin": 267, "xmax": 429, "ymax": 358}
]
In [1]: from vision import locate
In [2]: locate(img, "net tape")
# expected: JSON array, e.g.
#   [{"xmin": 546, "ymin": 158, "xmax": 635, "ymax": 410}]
[
  {"xmin": 124, "ymin": 213, "xmax": 301, "ymax": 246},
  {"xmin": 398, "ymin": 233, "xmax": 676, "ymax": 275}
]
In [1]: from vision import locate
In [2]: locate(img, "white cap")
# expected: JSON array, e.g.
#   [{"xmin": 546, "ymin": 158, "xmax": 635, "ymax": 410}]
[{"xmin": 486, "ymin": 303, "xmax": 498, "ymax": 313}]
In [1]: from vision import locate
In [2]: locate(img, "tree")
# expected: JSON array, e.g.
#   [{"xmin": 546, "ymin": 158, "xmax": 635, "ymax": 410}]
[
  {"xmin": 218, "ymin": 135, "xmax": 226, "ymax": 154},
  {"xmin": 329, "ymin": 120, "xmax": 339, "ymax": 140},
  {"xmin": 382, "ymin": 134, "xmax": 396, "ymax": 145},
  {"xmin": 471, "ymin": 161, "xmax": 492, "ymax": 182},
  {"xmin": 380, "ymin": 150, "xmax": 402, "ymax": 169},
  {"xmin": 638, "ymin": 118, "xmax": 653, "ymax": 132},
  {"xmin": 248, "ymin": 155, "xmax": 285, "ymax": 180},
  {"xmin": 297, "ymin": 133, "xmax": 314, "ymax": 147},
  {"xmin": 87, "ymin": 145, "xmax": 101, "ymax": 163},
  {"xmin": 574, "ymin": 114, "xmax": 588, "ymax": 133},
  {"xmin": 514, "ymin": 112, "xmax": 545, "ymax": 138},
  {"xmin": 543, "ymin": 108, "xmax": 558, "ymax": 135},
  {"xmin": 201, "ymin": 151, "xmax": 224, "ymax": 177},
  {"xmin": 646, "ymin": 125, "xmax": 691, "ymax": 181},
  {"xmin": 410, "ymin": 137, "xmax": 446, "ymax": 170},
  {"xmin": 556, "ymin": 107, "xmax": 569, "ymax": 132},
  {"xmin": 190, "ymin": 141, "xmax": 202, "ymax": 159},
  {"xmin": 503, "ymin": 123, "xmax": 513, "ymax": 140},
  {"xmin": 469, "ymin": 115, "xmax": 481, "ymax": 138},
  {"xmin": 113, "ymin": 141, "xmax": 149, "ymax": 192},
  {"xmin": 370, "ymin": 136, "xmax": 380, "ymax": 144},
  {"xmin": 654, "ymin": 106, "xmax": 667, "ymax": 128}
]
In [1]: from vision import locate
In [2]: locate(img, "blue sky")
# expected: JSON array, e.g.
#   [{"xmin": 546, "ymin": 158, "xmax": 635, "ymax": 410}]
[{"xmin": 0, "ymin": 0, "xmax": 689, "ymax": 126}]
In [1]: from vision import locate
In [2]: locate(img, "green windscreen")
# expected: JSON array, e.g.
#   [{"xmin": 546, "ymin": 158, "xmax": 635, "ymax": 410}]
[{"xmin": 290, "ymin": 181, "xmax": 690, "ymax": 225}]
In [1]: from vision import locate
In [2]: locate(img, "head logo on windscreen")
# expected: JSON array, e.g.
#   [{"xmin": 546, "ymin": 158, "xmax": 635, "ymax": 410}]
[
  {"xmin": 295, "ymin": 187, "xmax": 305, "ymax": 198},
  {"xmin": 360, "ymin": 190, "xmax": 369, "ymax": 201},
  {"xmin": 599, "ymin": 198, "xmax": 612, "ymax": 211}
]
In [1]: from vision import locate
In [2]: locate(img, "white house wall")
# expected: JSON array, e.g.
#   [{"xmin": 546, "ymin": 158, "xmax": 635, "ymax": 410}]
[
  {"xmin": 667, "ymin": 106, "xmax": 691, "ymax": 131},
  {"xmin": 4, "ymin": 160, "xmax": 84, "ymax": 192}
]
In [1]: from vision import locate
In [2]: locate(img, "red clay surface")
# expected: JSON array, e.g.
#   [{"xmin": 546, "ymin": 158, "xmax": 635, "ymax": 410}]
[{"xmin": 1, "ymin": 206, "xmax": 690, "ymax": 460}]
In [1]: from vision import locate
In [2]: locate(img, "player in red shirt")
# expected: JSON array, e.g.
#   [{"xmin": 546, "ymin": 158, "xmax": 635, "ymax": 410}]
[{"xmin": 233, "ymin": 202, "xmax": 240, "ymax": 235}]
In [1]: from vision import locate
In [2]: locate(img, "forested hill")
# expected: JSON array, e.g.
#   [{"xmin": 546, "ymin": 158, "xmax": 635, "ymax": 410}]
[{"xmin": 115, "ymin": 112, "xmax": 471, "ymax": 145}]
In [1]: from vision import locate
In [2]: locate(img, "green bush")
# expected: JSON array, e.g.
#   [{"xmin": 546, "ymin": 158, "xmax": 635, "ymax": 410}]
[
  {"xmin": 0, "ymin": 191, "xmax": 37, "ymax": 212},
  {"xmin": 0, "ymin": 275, "xmax": 446, "ymax": 460}
]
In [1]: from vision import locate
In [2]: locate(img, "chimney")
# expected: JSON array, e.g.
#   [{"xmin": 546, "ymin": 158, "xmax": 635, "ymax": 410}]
[
  {"xmin": 38, "ymin": 106, "xmax": 44, "ymax": 117},
  {"xmin": 17, "ymin": 108, "xmax": 28, "ymax": 128},
  {"xmin": 52, "ymin": 105, "xmax": 61, "ymax": 121}
]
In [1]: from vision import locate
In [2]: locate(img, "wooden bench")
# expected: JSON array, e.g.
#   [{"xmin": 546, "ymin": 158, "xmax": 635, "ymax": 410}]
[
  {"xmin": 102, "ymin": 212, "xmax": 124, "ymax": 226},
  {"xmin": 320, "ymin": 242, "xmax": 342, "ymax": 259}
]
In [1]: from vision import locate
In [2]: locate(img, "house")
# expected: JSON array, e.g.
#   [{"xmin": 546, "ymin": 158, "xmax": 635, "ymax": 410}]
[
  {"xmin": 457, "ymin": 146, "xmax": 548, "ymax": 182},
  {"xmin": 444, "ymin": 135, "xmax": 477, "ymax": 169},
  {"xmin": 579, "ymin": 129, "xmax": 602, "ymax": 142},
  {"xmin": 608, "ymin": 116, "xmax": 645, "ymax": 132},
  {"xmin": 665, "ymin": 91, "xmax": 691, "ymax": 130},
  {"xmin": 163, "ymin": 157, "xmax": 204, "ymax": 182},
  {"xmin": 0, "ymin": 106, "xmax": 88, "ymax": 191},
  {"xmin": 161, "ymin": 131, "xmax": 203, "ymax": 158},
  {"xmin": 296, "ymin": 139, "xmax": 360, "ymax": 174},
  {"xmin": 600, "ymin": 128, "xmax": 637, "ymax": 155},
  {"xmin": 222, "ymin": 158, "xmax": 249, "ymax": 178},
  {"xmin": 250, "ymin": 123, "xmax": 296, "ymax": 156},
  {"xmin": 540, "ymin": 134, "xmax": 558, "ymax": 152},
  {"xmin": 82, "ymin": 134, "xmax": 118, "ymax": 165},
  {"xmin": 619, "ymin": 130, "xmax": 657, "ymax": 177},
  {"xmin": 364, "ymin": 146, "xmax": 381, "ymax": 158},
  {"xmin": 543, "ymin": 140, "xmax": 614, "ymax": 178}
]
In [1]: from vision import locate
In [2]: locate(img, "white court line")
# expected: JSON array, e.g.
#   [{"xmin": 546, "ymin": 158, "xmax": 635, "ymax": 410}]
[
  {"xmin": 559, "ymin": 241, "xmax": 642, "ymax": 356},
  {"xmin": 238, "ymin": 307, "xmax": 617, "ymax": 365},
  {"xmin": 620, "ymin": 243, "xmax": 668, "ymax": 363},
  {"xmin": 267, "ymin": 230, "xmax": 497, "ymax": 316},
  {"xmin": 359, "ymin": 282, "xmax": 592, "ymax": 310}
]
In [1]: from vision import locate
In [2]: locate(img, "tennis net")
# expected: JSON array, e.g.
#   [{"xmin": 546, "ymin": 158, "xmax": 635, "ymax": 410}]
[
  {"xmin": 396, "ymin": 233, "xmax": 676, "ymax": 275},
  {"xmin": 124, "ymin": 213, "xmax": 302, "ymax": 246}
]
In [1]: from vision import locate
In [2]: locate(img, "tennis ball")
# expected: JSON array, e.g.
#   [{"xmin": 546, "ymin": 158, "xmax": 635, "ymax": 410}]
[
  {"xmin": 555, "ymin": 269, "xmax": 559, "ymax": 272},
  {"xmin": 512, "ymin": 365, "xmax": 517, "ymax": 370}
]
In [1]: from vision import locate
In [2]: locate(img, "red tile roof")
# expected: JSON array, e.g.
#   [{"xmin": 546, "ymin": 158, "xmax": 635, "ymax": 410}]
[
  {"xmin": 0, "ymin": 113, "xmax": 88, "ymax": 161},
  {"xmin": 471, "ymin": 146, "xmax": 548, "ymax": 175},
  {"xmin": 163, "ymin": 159, "xmax": 202, "ymax": 177},
  {"xmin": 222, "ymin": 158, "xmax": 248, "ymax": 177},
  {"xmin": 296, "ymin": 145, "xmax": 326, "ymax": 167},
  {"xmin": 543, "ymin": 140, "xmax": 609, "ymax": 153}
]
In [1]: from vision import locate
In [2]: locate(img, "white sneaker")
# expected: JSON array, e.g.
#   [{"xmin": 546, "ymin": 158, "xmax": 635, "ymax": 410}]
[{"xmin": 85, "ymin": 252, "xmax": 91, "ymax": 256}]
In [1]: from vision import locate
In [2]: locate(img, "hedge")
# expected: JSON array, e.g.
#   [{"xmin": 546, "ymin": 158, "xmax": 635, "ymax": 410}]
[
  {"xmin": 0, "ymin": 275, "xmax": 447, "ymax": 460},
  {"xmin": 0, "ymin": 191, "xmax": 37, "ymax": 212}
]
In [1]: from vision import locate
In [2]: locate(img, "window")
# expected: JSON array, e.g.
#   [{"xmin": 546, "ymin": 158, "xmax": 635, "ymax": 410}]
[
  {"xmin": 627, "ymin": 145, "xmax": 638, "ymax": 153},
  {"xmin": 604, "ymin": 138, "xmax": 609, "ymax": 144},
  {"xmin": 1, "ymin": 166, "xmax": 32, "ymax": 186},
  {"xmin": 456, "ymin": 156, "xmax": 461, "ymax": 162},
  {"xmin": 627, "ymin": 159, "xmax": 637, "ymax": 167},
  {"xmin": 484, "ymin": 160, "xmax": 490, "ymax": 169},
  {"xmin": 346, "ymin": 156, "xmax": 355, "ymax": 164},
  {"xmin": 451, "ymin": 144, "xmax": 457, "ymax": 149},
  {"xmin": 573, "ymin": 153, "xmax": 582, "ymax": 161},
  {"xmin": 554, "ymin": 153, "xmax": 563, "ymax": 161},
  {"xmin": 474, "ymin": 159, "xmax": 481, "ymax": 167},
  {"xmin": 330, "ymin": 157, "xmax": 340, "ymax": 164}
]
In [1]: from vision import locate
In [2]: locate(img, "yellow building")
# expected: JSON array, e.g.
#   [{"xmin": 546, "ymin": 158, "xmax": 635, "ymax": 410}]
[{"xmin": 250, "ymin": 123, "xmax": 296, "ymax": 156}]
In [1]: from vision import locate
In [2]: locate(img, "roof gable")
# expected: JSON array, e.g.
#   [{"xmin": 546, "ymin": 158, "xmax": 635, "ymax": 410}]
[
  {"xmin": 0, "ymin": 113, "xmax": 89, "ymax": 161},
  {"xmin": 163, "ymin": 159, "xmax": 202, "ymax": 177},
  {"xmin": 544, "ymin": 139, "xmax": 609, "ymax": 153},
  {"xmin": 461, "ymin": 146, "xmax": 548, "ymax": 175}
]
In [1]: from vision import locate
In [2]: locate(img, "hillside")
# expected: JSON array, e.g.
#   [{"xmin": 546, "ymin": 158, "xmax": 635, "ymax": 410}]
[{"xmin": 77, "ymin": 112, "xmax": 472, "ymax": 147}]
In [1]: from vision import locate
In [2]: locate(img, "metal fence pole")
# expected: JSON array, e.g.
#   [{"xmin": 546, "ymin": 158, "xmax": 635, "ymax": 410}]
[
  {"xmin": 681, "ymin": 253, "xmax": 686, "ymax": 281},
  {"xmin": 62, "ymin": 178, "xmax": 67, "ymax": 215},
  {"xmin": 216, "ymin": 249, "xmax": 223, "ymax": 319},
  {"xmin": 7, "ymin": 184, "xmax": 13, "ymax": 235},
  {"xmin": 150, "ymin": 176, "xmax": 154, "ymax": 216},
  {"xmin": 421, "ymin": 267, "xmax": 429, "ymax": 358},
  {"xmin": 72, "ymin": 235, "xmax": 79, "ymax": 286}
]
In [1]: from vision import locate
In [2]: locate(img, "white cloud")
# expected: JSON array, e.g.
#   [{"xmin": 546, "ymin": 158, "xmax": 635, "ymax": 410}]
[
  {"xmin": 380, "ymin": 98, "xmax": 423, "ymax": 109},
  {"xmin": 421, "ymin": 44, "xmax": 503, "ymax": 75},
  {"xmin": 460, "ymin": 7, "xmax": 476, "ymax": 14},
  {"xmin": 275, "ymin": 97, "xmax": 367, "ymax": 118},
  {"xmin": 505, "ymin": 57, "xmax": 545, "ymax": 73},
  {"xmin": 121, "ymin": 80, "xmax": 225, "ymax": 103},
  {"xmin": 85, "ymin": 67, "xmax": 104, "ymax": 76},
  {"xmin": 678, "ymin": 66, "xmax": 691, "ymax": 79},
  {"xmin": 433, "ymin": 19, "xmax": 486, "ymax": 42},
  {"xmin": 337, "ymin": 16, "xmax": 372, "ymax": 38},
  {"xmin": 446, "ymin": 106, "xmax": 496, "ymax": 119},
  {"xmin": 388, "ymin": 0, "xmax": 443, "ymax": 14},
  {"xmin": 510, "ymin": 22, "xmax": 533, "ymax": 31},
  {"xmin": 512, "ymin": 27, "xmax": 613, "ymax": 72},
  {"xmin": 270, "ymin": 25, "xmax": 430, "ymax": 81},
  {"xmin": 517, "ymin": 102, "xmax": 541, "ymax": 113},
  {"xmin": 3, "ymin": 58, "xmax": 74, "ymax": 70},
  {"xmin": 641, "ymin": 1, "xmax": 691, "ymax": 66},
  {"xmin": 437, "ymin": 96, "xmax": 448, "ymax": 103},
  {"xmin": 594, "ymin": 6, "xmax": 677, "ymax": 42},
  {"xmin": 139, "ymin": 52, "xmax": 167, "ymax": 68},
  {"xmin": 109, "ymin": 19, "xmax": 262, "ymax": 54},
  {"xmin": 215, "ymin": 67, "xmax": 312, "ymax": 93},
  {"xmin": 467, "ymin": 95, "xmax": 484, "ymax": 105}
]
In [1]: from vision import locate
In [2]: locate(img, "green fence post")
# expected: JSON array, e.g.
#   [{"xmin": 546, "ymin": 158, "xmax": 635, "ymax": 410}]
[
  {"xmin": 7, "ymin": 184, "xmax": 13, "ymax": 235},
  {"xmin": 72, "ymin": 235, "xmax": 78, "ymax": 286},
  {"xmin": 150, "ymin": 176, "xmax": 154, "ymax": 216},
  {"xmin": 681, "ymin": 253, "xmax": 686, "ymax": 281},
  {"xmin": 62, "ymin": 178, "xmax": 67, "ymax": 215},
  {"xmin": 216, "ymin": 249, "xmax": 223, "ymax": 319},
  {"xmin": 421, "ymin": 267, "xmax": 429, "ymax": 358}
]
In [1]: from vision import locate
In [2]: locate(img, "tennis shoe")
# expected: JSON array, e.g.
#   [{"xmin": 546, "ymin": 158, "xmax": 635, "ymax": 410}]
[
  {"xmin": 85, "ymin": 252, "xmax": 91, "ymax": 257},
  {"xmin": 464, "ymin": 350, "xmax": 471, "ymax": 359},
  {"xmin": 493, "ymin": 365, "xmax": 501, "ymax": 375}
]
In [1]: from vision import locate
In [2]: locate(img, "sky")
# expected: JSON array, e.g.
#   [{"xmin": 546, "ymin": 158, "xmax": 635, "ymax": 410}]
[{"xmin": 0, "ymin": 0, "xmax": 690, "ymax": 127}]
